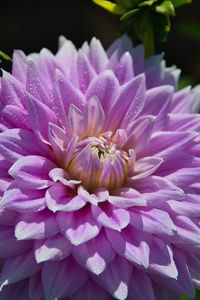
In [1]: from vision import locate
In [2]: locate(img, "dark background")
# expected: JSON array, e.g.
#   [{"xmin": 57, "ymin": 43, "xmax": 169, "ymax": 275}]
[{"xmin": 1, "ymin": 0, "xmax": 200, "ymax": 83}]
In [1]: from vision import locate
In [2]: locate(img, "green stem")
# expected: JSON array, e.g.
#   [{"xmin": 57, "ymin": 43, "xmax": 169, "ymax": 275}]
[{"xmin": 143, "ymin": 20, "xmax": 155, "ymax": 57}]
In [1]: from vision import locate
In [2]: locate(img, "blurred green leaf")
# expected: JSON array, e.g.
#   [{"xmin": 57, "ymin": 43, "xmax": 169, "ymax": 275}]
[
  {"xmin": 120, "ymin": 8, "xmax": 140, "ymax": 21},
  {"xmin": 180, "ymin": 290, "xmax": 200, "ymax": 300},
  {"xmin": 92, "ymin": 0, "xmax": 192, "ymax": 56},
  {"xmin": 177, "ymin": 21, "xmax": 200, "ymax": 43},
  {"xmin": 172, "ymin": 0, "xmax": 192, "ymax": 8},
  {"xmin": 0, "ymin": 51, "xmax": 12, "ymax": 63},
  {"xmin": 92, "ymin": 0, "xmax": 126, "ymax": 15},
  {"xmin": 155, "ymin": 0, "xmax": 175, "ymax": 16}
]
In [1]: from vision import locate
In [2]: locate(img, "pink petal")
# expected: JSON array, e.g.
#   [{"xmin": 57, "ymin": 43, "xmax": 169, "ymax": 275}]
[
  {"xmin": 132, "ymin": 157, "xmax": 164, "ymax": 180},
  {"xmin": 0, "ymin": 128, "xmax": 52, "ymax": 163},
  {"xmin": 45, "ymin": 183, "xmax": 86, "ymax": 212},
  {"xmin": 9, "ymin": 155, "xmax": 55, "ymax": 189}
]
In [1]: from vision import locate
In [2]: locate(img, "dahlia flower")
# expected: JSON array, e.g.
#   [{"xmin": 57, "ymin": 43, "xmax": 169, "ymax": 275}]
[{"xmin": 0, "ymin": 35, "xmax": 200, "ymax": 300}]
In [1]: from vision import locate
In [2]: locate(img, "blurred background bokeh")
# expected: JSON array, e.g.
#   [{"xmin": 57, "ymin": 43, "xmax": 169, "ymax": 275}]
[{"xmin": 0, "ymin": 0, "xmax": 200, "ymax": 85}]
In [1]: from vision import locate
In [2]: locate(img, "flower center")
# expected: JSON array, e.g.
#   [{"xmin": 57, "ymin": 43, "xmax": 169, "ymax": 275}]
[{"xmin": 67, "ymin": 132, "xmax": 131, "ymax": 191}]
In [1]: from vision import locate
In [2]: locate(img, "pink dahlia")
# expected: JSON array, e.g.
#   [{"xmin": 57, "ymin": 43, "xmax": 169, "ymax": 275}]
[{"xmin": 0, "ymin": 36, "xmax": 200, "ymax": 300}]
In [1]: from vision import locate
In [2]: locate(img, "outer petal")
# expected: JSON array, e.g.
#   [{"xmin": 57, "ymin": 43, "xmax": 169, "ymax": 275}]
[
  {"xmin": 1, "ymin": 187, "xmax": 45, "ymax": 213},
  {"xmin": 15, "ymin": 211, "xmax": 59, "ymax": 240},
  {"xmin": 9, "ymin": 155, "xmax": 55, "ymax": 189},
  {"xmin": 34, "ymin": 234, "xmax": 71, "ymax": 263},
  {"xmin": 72, "ymin": 231, "xmax": 115, "ymax": 275},
  {"xmin": 0, "ymin": 128, "xmax": 51, "ymax": 163},
  {"xmin": 92, "ymin": 255, "xmax": 132, "ymax": 300},
  {"xmin": 92, "ymin": 203, "xmax": 130, "ymax": 231},
  {"xmin": 127, "ymin": 268, "xmax": 156, "ymax": 300},
  {"xmin": 106, "ymin": 74, "xmax": 145, "ymax": 130},
  {"xmin": 57, "ymin": 206, "xmax": 101, "ymax": 245},
  {"xmin": 42, "ymin": 258, "xmax": 88, "ymax": 300},
  {"xmin": 85, "ymin": 70, "xmax": 120, "ymax": 114},
  {"xmin": 0, "ymin": 251, "xmax": 40, "ymax": 290},
  {"xmin": 25, "ymin": 93, "xmax": 57, "ymax": 144},
  {"xmin": 106, "ymin": 226, "xmax": 150, "ymax": 268},
  {"xmin": 70, "ymin": 280, "xmax": 111, "ymax": 300}
]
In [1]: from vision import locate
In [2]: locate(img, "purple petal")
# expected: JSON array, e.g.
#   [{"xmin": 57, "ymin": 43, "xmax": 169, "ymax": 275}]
[
  {"xmin": 85, "ymin": 70, "xmax": 120, "ymax": 114},
  {"xmin": 0, "ymin": 280, "xmax": 29, "ymax": 300},
  {"xmin": 106, "ymin": 74, "xmax": 145, "ymax": 130},
  {"xmin": 45, "ymin": 183, "xmax": 86, "ymax": 212},
  {"xmin": 92, "ymin": 203, "xmax": 130, "ymax": 231},
  {"xmin": 0, "ymin": 227, "xmax": 32, "ymax": 258},
  {"xmin": 149, "ymin": 237, "xmax": 178, "ymax": 279},
  {"xmin": 29, "ymin": 274, "xmax": 44, "ymax": 300},
  {"xmin": 108, "ymin": 188, "xmax": 147, "ymax": 208},
  {"xmin": 0, "ymin": 251, "xmax": 40, "ymax": 290},
  {"xmin": 70, "ymin": 280, "xmax": 111, "ymax": 300},
  {"xmin": 57, "ymin": 206, "xmax": 101, "ymax": 245},
  {"xmin": 25, "ymin": 93, "xmax": 57, "ymax": 144},
  {"xmin": 88, "ymin": 37, "xmax": 108, "ymax": 73},
  {"xmin": 125, "ymin": 115, "xmax": 155, "ymax": 153},
  {"xmin": 106, "ymin": 226, "xmax": 150, "ymax": 268},
  {"xmin": 130, "ymin": 208, "xmax": 176, "ymax": 236},
  {"xmin": 12, "ymin": 50, "xmax": 28, "ymax": 84},
  {"xmin": 70, "ymin": 52, "xmax": 96, "ymax": 93},
  {"xmin": 56, "ymin": 36, "xmax": 77, "ymax": 76},
  {"xmin": 0, "ymin": 128, "xmax": 52, "ymax": 163},
  {"xmin": 26, "ymin": 60, "xmax": 50, "ymax": 106},
  {"xmin": 128, "ymin": 268, "xmax": 156, "ymax": 300},
  {"xmin": 72, "ymin": 231, "xmax": 115, "ymax": 275},
  {"xmin": 0, "ymin": 105, "xmax": 29, "ymax": 129},
  {"xmin": 9, "ymin": 155, "xmax": 55, "ymax": 189},
  {"xmin": 15, "ymin": 211, "xmax": 59, "ymax": 240},
  {"xmin": 92, "ymin": 255, "xmax": 132, "ymax": 300},
  {"xmin": 132, "ymin": 157, "xmax": 164, "ymax": 180},
  {"xmin": 34, "ymin": 234, "xmax": 71, "ymax": 263},
  {"xmin": 0, "ymin": 72, "xmax": 25, "ymax": 107},
  {"xmin": 1, "ymin": 187, "xmax": 46, "ymax": 213},
  {"xmin": 42, "ymin": 258, "xmax": 87, "ymax": 300}
]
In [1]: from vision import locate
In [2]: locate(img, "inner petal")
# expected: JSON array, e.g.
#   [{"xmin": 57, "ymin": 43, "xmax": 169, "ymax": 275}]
[{"xmin": 67, "ymin": 132, "xmax": 131, "ymax": 191}]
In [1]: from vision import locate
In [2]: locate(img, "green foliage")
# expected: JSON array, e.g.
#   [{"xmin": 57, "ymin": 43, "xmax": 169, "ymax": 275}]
[
  {"xmin": 0, "ymin": 51, "xmax": 12, "ymax": 77},
  {"xmin": 181, "ymin": 290, "xmax": 200, "ymax": 300},
  {"xmin": 92, "ymin": 0, "xmax": 192, "ymax": 56},
  {"xmin": 177, "ymin": 21, "xmax": 200, "ymax": 43},
  {"xmin": 0, "ymin": 51, "xmax": 12, "ymax": 63}
]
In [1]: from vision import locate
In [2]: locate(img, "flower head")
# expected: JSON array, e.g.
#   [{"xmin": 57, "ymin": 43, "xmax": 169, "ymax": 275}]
[{"xmin": 0, "ymin": 36, "xmax": 200, "ymax": 300}]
